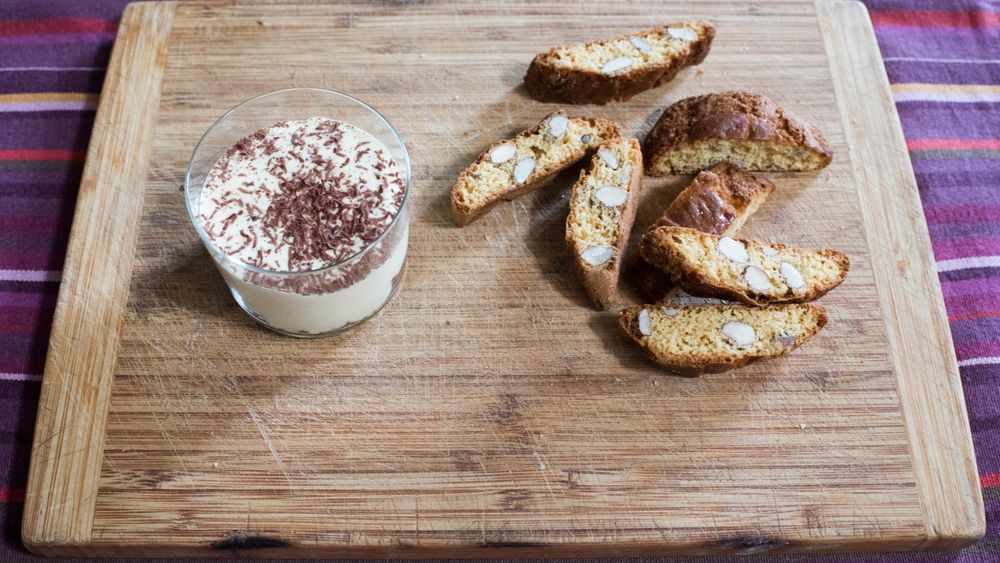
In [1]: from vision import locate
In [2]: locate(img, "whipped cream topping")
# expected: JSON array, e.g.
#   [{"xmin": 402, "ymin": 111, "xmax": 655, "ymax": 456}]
[{"xmin": 199, "ymin": 117, "xmax": 406, "ymax": 272}]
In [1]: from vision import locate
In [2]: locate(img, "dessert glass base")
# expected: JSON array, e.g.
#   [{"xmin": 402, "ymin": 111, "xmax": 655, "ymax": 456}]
[
  {"xmin": 184, "ymin": 88, "xmax": 411, "ymax": 337},
  {"xmin": 230, "ymin": 260, "xmax": 407, "ymax": 338}
]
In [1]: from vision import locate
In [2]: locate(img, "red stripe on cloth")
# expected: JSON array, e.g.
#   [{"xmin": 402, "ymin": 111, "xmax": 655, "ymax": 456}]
[
  {"xmin": 951, "ymin": 310, "xmax": 1000, "ymax": 322},
  {"xmin": 870, "ymin": 9, "xmax": 1000, "ymax": 28},
  {"xmin": 0, "ymin": 489, "xmax": 24, "ymax": 503},
  {"xmin": 0, "ymin": 18, "xmax": 117, "ymax": 37},
  {"xmin": 0, "ymin": 325, "xmax": 41, "ymax": 334},
  {"xmin": 0, "ymin": 149, "xmax": 85, "ymax": 161},
  {"xmin": 909, "ymin": 139, "xmax": 1000, "ymax": 151},
  {"xmin": 982, "ymin": 472, "xmax": 1000, "ymax": 488}
]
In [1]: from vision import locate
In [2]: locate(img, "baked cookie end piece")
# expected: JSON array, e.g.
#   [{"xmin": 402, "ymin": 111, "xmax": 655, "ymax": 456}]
[
  {"xmin": 644, "ymin": 91, "xmax": 832, "ymax": 175},
  {"xmin": 524, "ymin": 20, "xmax": 716, "ymax": 105}
]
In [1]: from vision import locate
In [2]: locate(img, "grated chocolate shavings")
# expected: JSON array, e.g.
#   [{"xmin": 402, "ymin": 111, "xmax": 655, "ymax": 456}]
[{"xmin": 198, "ymin": 117, "xmax": 406, "ymax": 290}]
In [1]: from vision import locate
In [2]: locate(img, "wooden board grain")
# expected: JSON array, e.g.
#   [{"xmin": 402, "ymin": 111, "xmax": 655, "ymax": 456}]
[
  {"xmin": 817, "ymin": 2, "xmax": 984, "ymax": 548},
  {"xmin": 23, "ymin": 0, "xmax": 984, "ymax": 557},
  {"xmin": 21, "ymin": 2, "xmax": 177, "ymax": 554}
]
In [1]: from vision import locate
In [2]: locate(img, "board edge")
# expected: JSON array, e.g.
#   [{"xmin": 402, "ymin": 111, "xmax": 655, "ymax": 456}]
[
  {"xmin": 39, "ymin": 0, "xmax": 982, "ymax": 556},
  {"xmin": 816, "ymin": 0, "xmax": 985, "ymax": 550},
  {"xmin": 74, "ymin": 533, "xmax": 968, "ymax": 558},
  {"xmin": 21, "ymin": 1, "xmax": 178, "ymax": 556}
]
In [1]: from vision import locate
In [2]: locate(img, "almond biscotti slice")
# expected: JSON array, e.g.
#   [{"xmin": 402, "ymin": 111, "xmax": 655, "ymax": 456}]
[
  {"xmin": 627, "ymin": 162, "xmax": 774, "ymax": 303},
  {"xmin": 644, "ymin": 92, "xmax": 833, "ymax": 175},
  {"xmin": 641, "ymin": 227, "xmax": 850, "ymax": 306},
  {"xmin": 524, "ymin": 21, "xmax": 716, "ymax": 105},
  {"xmin": 566, "ymin": 138, "xmax": 643, "ymax": 309},
  {"xmin": 619, "ymin": 304, "xmax": 827, "ymax": 375},
  {"xmin": 451, "ymin": 112, "xmax": 621, "ymax": 226}
]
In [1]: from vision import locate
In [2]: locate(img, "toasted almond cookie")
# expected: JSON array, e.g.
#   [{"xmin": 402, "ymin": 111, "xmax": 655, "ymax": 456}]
[
  {"xmin": 524, "ymin": 21, "xmax": 716, "ymax": 105},
  {"xmin": 641, "ymin": 226, "xmax": 849, "ymax": 305},
  {"xmin": 627, "ymin": 162, "xmax": 774, "ymax": 303},
  {"xmin": 451, "ymin": 112, "xmax": 620, "ymax": 226},
  {"xmin": 566, "ymin": 138, "xmax": 643, "ymax": 309},
  {"xmin": 619, "ymin": 304, "xmax": 827, "ymax": 375},
  {"xmin": 644, "ymin": 91, "xmax": 833, "ymax": 175}
]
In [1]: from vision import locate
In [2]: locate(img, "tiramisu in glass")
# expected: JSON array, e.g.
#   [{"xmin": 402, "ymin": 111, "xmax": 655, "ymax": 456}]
[{"xmin": 185, "ymin": 89, "xmax": 410, "ymax": 337}]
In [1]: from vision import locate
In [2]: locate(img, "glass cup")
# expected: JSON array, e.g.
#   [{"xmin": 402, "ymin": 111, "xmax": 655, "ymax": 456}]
[{"xmin": 184, "ymin": 88, "xmax": 411, "ymax": 337}]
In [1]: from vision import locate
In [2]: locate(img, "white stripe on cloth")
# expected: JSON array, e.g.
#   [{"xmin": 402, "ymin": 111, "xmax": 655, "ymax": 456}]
[
  {"xmin": 0, "ymin": 373, "xmax": 42, "ymax": 382},
  {"xmin": 884, "ymin": 57, "xmax": 1000, "ymax": 64},
  {"xmin": 938, "ymin": 256, "xmax": 1000, "ymax": 273},
  {"xmin": 958, "ymin": 357, "xmax": 1000, "ymax": 368},
  {"xmin": 0, "ymin": 270, "xmax": 62, "ymax": 282},
  {"xmin": 895, "ymin": 91, "xmax": 1000, "ymax": 103}
]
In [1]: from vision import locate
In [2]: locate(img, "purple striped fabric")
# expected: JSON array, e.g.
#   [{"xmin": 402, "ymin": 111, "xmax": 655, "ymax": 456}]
[{"xmin": 0, "ymin": 1, "xmax": 996, "ymax": 561}]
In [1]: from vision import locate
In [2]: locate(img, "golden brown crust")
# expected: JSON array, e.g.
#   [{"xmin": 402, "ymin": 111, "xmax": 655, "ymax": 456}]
[
  {"xmin": 567, "ymin": 139, "xmax": 644, "ymax": 310},
  {"xmin": 640, "ymin": 226, "xmax": 851, "ymax": 305},
  {"xmin": 619, "ymin": 304, "xmax": 828, "ymax": 376},
  {"xmin": 450, "ymin": 113, "xmax": 620, "ymax": 226},
  {"xmin": 652, "ymin": 162, "xmax": 774, "ymax": 232},
  {"xmin": 524, "ymin": 22, "xmax": 716, "ymax": 105},
  {"xmin": 643, "ymin": 91, "xmax": 833, "ymax": 175},
  {"xmin": 626, "ymin": 163, "xmax": 774, "ymax": 303}
]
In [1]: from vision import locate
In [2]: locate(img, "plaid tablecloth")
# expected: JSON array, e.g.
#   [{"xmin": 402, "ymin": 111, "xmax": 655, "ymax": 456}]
[{"xmin": 0, "ymin": 0, "xmax": 997, "ymax": 561}]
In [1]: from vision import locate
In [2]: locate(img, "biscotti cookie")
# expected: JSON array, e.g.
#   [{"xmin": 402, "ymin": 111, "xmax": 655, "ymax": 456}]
[
  {"xmin": 566, "ymin": 138, "xmax": 643, "ymax": 309},
  {"xmin": 644, "ymin": 91, "xmax": 833, "ymax": 175},
  {"xmin": 524, "ymin": 21, "xmax": 716, "ymax": 105},
  {"xmin": 451, "ymin": 112, "xmax": 620, "ymax": 226},
  {"xmin": 628, "ymin": 162, "xmax": 774, "ymax": 303},
  {"xmin": 619, "ymin": 304, "xmax": 827, "ymax": 375},
  {"xmin": 641, "ymin": 226, "xmax": 849, "ymax": 306}
]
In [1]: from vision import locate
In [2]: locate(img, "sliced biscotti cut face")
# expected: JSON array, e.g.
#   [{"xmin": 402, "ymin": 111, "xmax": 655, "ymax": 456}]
[
  {"xmin": 451, "ymin": 112, "xmax": 621, "ymax": 226},
  {"xmin": 641, "ymin": 226, "xmax": 850, "ymax": 305},
  {"xmin": 619, "ymin": 304, "xmax": 827, "ymax": 376},
  {"xmin": 566, "ymin": 138, "xmax": 643, "ymax": 309},
  {"xmin": 644, "ymin": 92, "xmax": 833, "ymax": 175},
  {"xmin": 627, "ymin": 162, "xmax": 774, "ymax": 303},
  {"xmin": 524, "ymin": 21, "xmax": 716, "ymax": 105}
]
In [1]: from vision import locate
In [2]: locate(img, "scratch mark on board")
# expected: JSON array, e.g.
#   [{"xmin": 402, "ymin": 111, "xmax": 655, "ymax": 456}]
[{"xmin": 248, "ymin": 409, "xmax": 293, "ymax": 489}]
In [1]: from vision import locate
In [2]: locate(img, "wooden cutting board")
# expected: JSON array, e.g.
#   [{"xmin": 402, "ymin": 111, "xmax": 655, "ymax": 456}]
[{"xmin": 22, "ymin": 0, "xmax": 984, "ymax": 557}]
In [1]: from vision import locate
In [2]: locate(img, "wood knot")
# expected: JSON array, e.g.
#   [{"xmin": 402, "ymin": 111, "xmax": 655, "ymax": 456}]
[
  {"xmin": 499, "ymin": 488, "xmax": 533, "ymax": 511},
  {"xmin": 211, "ymin": 530, "xmax": 291, "ymax": 550},
  {"xmin": 715, "ymin": 536, "xmax": 787, "ymax": 554},
  {"xmin": 478, "ymin": 540, "xmax": 545, "ymax": 548},
  {"xmin": 490, "ymin": 393, "xmax": 521, "ymax": 423}
]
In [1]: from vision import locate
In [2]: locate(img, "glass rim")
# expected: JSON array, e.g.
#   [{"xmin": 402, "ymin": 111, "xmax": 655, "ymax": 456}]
[{"xmin": 183, "ymin": 87, "xmax": 412, "ymax": 277}]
